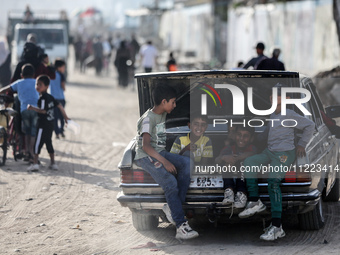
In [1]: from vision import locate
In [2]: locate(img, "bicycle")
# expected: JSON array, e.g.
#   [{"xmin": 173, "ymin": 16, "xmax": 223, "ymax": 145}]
[{"xmin": 0, "ymin": 95, "xmax": 19, "ymax": 165}]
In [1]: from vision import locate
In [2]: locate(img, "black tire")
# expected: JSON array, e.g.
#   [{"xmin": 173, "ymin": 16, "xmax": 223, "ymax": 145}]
[
  {"xmin": 132, "ymin": 211, "xmax": 159, "ymax": 231},
  {"xmin": 11, "ymin": 133, "xmax": 17, "ymax": 162},
  {"xmin": 2, "ymin": 141, "xmax": 7, "ymax": 166},
  {"xmin": 298, "ymin": 199, "xmax": 325, "ymax": 230},
  {"xmin": 0, "ymin": 133, "xmax": 8, "ymax": 166},
  {"xmin": 324, "ymin": 173, "xmax": 340, "ymax": 202},
  {"xmin": 12, "ymin": 142, "xmax": 17, "ymax": 161}
]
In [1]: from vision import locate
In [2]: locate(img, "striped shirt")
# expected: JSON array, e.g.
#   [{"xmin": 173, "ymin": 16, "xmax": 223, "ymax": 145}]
[{"xmin": 170, "ymin": 133, "xmax": 213, "ymax": 163}]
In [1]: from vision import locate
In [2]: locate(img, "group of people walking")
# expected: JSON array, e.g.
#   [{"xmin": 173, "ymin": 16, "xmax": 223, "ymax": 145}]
[
  {"xmin": 241, "ymin": 42, "xmax": 285, "ymax": 71},
  {"xmin": 73, "ymin": 34, "xmax": 142, "ymax": 87},
  {"xmin": 0, "ymin": 34, "xmax": 69, "ymax": 171},
  {"xmin": 73, "ymin": 35, "xmax": 112, "ymax": 76},
  {"xmin": 73, "ymin": 33, "xmax": 180, "ymax": 88}
]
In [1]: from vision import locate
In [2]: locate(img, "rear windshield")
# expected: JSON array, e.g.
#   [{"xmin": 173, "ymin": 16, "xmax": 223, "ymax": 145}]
[
  {"xmin": 145, "ymin": 76, "xmax": 301, "ymax": 129},
  {"xmin": 16, "ymin": 28, "xmax": 65, "ymax": 44}
]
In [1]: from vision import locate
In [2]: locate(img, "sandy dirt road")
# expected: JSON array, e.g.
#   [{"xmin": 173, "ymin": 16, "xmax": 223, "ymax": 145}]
[{"xmin": 1, "ymin": 67, "xmax": 340, "ymax": 255}]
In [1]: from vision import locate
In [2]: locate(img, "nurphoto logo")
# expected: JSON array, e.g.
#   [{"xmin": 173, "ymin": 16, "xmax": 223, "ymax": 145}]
[{"xmin": 201, "ymin": 84, "xmax": 312, "ymax": 116}]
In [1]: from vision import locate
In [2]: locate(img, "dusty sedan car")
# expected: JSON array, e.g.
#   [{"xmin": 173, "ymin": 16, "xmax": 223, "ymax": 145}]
[{"xmin": 117, "ymin": 70, "xmax": 340, "ymax": 231}]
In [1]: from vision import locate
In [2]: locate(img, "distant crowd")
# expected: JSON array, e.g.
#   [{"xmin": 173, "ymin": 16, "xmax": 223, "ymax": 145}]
[
  {"xmin": 72, "ymin": 34, "xmax": 178, "ymax": 88},
  {"xmin": 71, "ymin": 35, "xmax": 284, "ymax": 88}
]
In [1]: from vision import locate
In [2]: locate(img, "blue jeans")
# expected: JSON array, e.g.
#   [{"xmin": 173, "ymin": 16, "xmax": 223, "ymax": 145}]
[
  {"xmin": 21, "ymin": 110, "xmax": 38, "ymax": 136},
  {"xmin": 135, "ymin": 151, "xmax": 192, "ymax": 227}
]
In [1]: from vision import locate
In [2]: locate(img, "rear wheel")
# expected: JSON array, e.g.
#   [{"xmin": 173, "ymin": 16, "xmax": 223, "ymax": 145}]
[
  {"xmin": 298, "ymin": 199, "xmax": 325, "ymax": 230},
  {"xmin": 12, "ymin": 143, "xmax": 17, "ymax": 161},
  {"xmin": 132, "ymin": 210, "xmax": 159, "ymax": 231},
  {"xmin": 324, "ymin": 172, "xmax": 340, "ymax": 202},
  {"xmin": 11, "ymin": 132, "xmax": 17, "ymax": 161},
  {"xmin": 9, "ymin": 132, "xmax": 19, "ymax": 162}
]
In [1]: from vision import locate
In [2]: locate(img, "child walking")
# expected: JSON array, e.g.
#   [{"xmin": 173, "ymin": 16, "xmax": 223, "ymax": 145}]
[
  {"xmin": 27, "ymin": 75, "xmax": 69, "ymax": 172},
  {"xmin": 50, "ymin": 59, "xmax": 66, "ymax": 138},
  {"xmin": 134, "ymin": 84, "xmax": 199, "ymax": 240}
]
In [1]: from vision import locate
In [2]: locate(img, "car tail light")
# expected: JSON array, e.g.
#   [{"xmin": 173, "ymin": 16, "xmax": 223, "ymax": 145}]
[
  {"xmin": 284, "ymin": 170, "xmax": 296, "ymax": 183},
  {"xmin": 296, "ymin": 169, "xmax": 312, "ymax": 182},
  {"xmin": 284, "ymin": 167, "xmax": 311, "ymax": 183},
  {"xmin": 121, "ymin": 169, "xmax": 156, "ymax": 184}
]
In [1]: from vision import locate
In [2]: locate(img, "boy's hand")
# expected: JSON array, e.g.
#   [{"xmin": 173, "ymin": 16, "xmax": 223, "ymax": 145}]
[
  {"xmin": 163, "ymin": 159, "xmax": 177, "ymax": 174},
  {"xmin": 190, "ymin": 143, "xmax": 197, "ymax": 151},
  {"xmin": 296, "ymin": 145, "xmax": 306, "ymax": 157},
  {"xmin": 221, "ymin": 155, "xmax": 236, "ymax": 165},
  {"xmin": 27, "ymin": 104, "xmax": 32, "ymax": 110},
  {"xmin": 179, "ymin": 143, "xmax": 195, "ymax": 155},
  {"xmin": 233, "ymin": 154, "xmax": 240, "ymax": 162}
]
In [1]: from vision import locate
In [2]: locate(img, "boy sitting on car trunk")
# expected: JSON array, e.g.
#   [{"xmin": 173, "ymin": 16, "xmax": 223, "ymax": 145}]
[
  {"xmin": 134, "ymin": 84, "xmax": 199, "ymax": 240},
  {"xmin": 170, "ymin": 114, "xmax": 213, "ymax": 165},
  {"xmin": 215, "ymin": 125, "xmax": 257, "ymax": 208},
  {"xmin": 238, "ymin": 83, "xmax": 315, "ymax": 241}
]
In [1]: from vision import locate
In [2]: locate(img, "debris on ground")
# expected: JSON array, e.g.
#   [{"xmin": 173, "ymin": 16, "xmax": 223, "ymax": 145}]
[{"xmin": 131, "ymin": 241, "xmax": 157, "ymax": 249}]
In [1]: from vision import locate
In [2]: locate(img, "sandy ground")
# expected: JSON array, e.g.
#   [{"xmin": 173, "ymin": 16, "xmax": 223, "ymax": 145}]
[{"xmin": 1, "ymin": 65, "xmax": 340, "ymax": 255}]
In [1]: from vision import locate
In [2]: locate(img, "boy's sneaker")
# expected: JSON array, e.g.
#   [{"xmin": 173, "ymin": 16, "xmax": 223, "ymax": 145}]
[
  {"xmin": 27, "ymin": 164, "xmax": 39, "ymax": 172},
  {"xmin": 49, "ymin": 164, "xmax": 59, "ymax": 171},
  {"xmin": 222, "ymin": 188, "xmax": 234, "ymax": 205},
  {"xmin": 23, "ymin": 154, "xmax": 31, "ymax": 162},
  {"xmin": 263, "ymin": 222, "xmax": 273, "ymax": 232},
  {"xmin": 234, "ymin": 191, "xmax": 247, "ymax": 208},
  {"xmin": 260, "ymin": 225, "xmax": 285, "ymax": 241},
  {"xmin": 238, "ymin": 199, "xmax": 266, "ymax": 218},
  {"xmin": 175, "ymin": 221, "xmax": 199, "ymax": 240},
  {"xmin": 16, "ymin": 152, "xmax": 24, "ymax": 160},
  {"xmin": 162, "ymin": 204, "xmax": 175, "ymax": 225}
]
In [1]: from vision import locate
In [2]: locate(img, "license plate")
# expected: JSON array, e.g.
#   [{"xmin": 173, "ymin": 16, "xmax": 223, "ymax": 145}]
[{"xmin": 190, "ymin": 176, "xmax": 224, "ymax": 188}]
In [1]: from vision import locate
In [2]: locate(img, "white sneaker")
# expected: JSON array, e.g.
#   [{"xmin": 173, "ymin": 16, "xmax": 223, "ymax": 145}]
[
  {"xmin": 260, "ymin": 225, "xmax": 285, "ymax": 241},
  {"xmin": 222, "ymin": 188, "xmax": 234, "ymax": 205},
  {"xmin": 234, "ymin": 191, "xmax": 247, "ymax": 208},
  {"xmin": 162, "ymin": 204, "xmax": 175, "ymax": 225},
  {"xmin": 238, "ymin": 199, "xmax": 266, "ymax": 218},
  {"xmin": 49, "ymin": 164, "xmax": 59, "ymax": 171},
  {"xmin": 27, "ymin": 164, "xmax": 39, "ymax": 172},
  {"xmin": 263, "ymin": 222, "xmax": 272, "ymax": 232},
  {"xmin": 175, "ymin": 221, "xmax": 199, "ymax": 240}
]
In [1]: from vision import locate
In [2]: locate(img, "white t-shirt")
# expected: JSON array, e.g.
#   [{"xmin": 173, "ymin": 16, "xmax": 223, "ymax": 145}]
[{"xmin": 140, "ymin": 44, "xmax": 158, "ymax": 68}]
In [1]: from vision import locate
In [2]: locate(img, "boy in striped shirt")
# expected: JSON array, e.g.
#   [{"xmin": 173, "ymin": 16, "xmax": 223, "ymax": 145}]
[
  {"xmin": 27, "ymin": 75, "xmax": 69, "ymax": 172},
  {"xmin": 170, "ymin": 114, "xmax": 213, "ymax": 165}
]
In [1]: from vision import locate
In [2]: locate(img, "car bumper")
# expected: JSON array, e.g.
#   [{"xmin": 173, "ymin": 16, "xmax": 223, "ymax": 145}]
[{"xmin": 117, "ymin": 189, "xmax": 321, "ymax": 214}]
